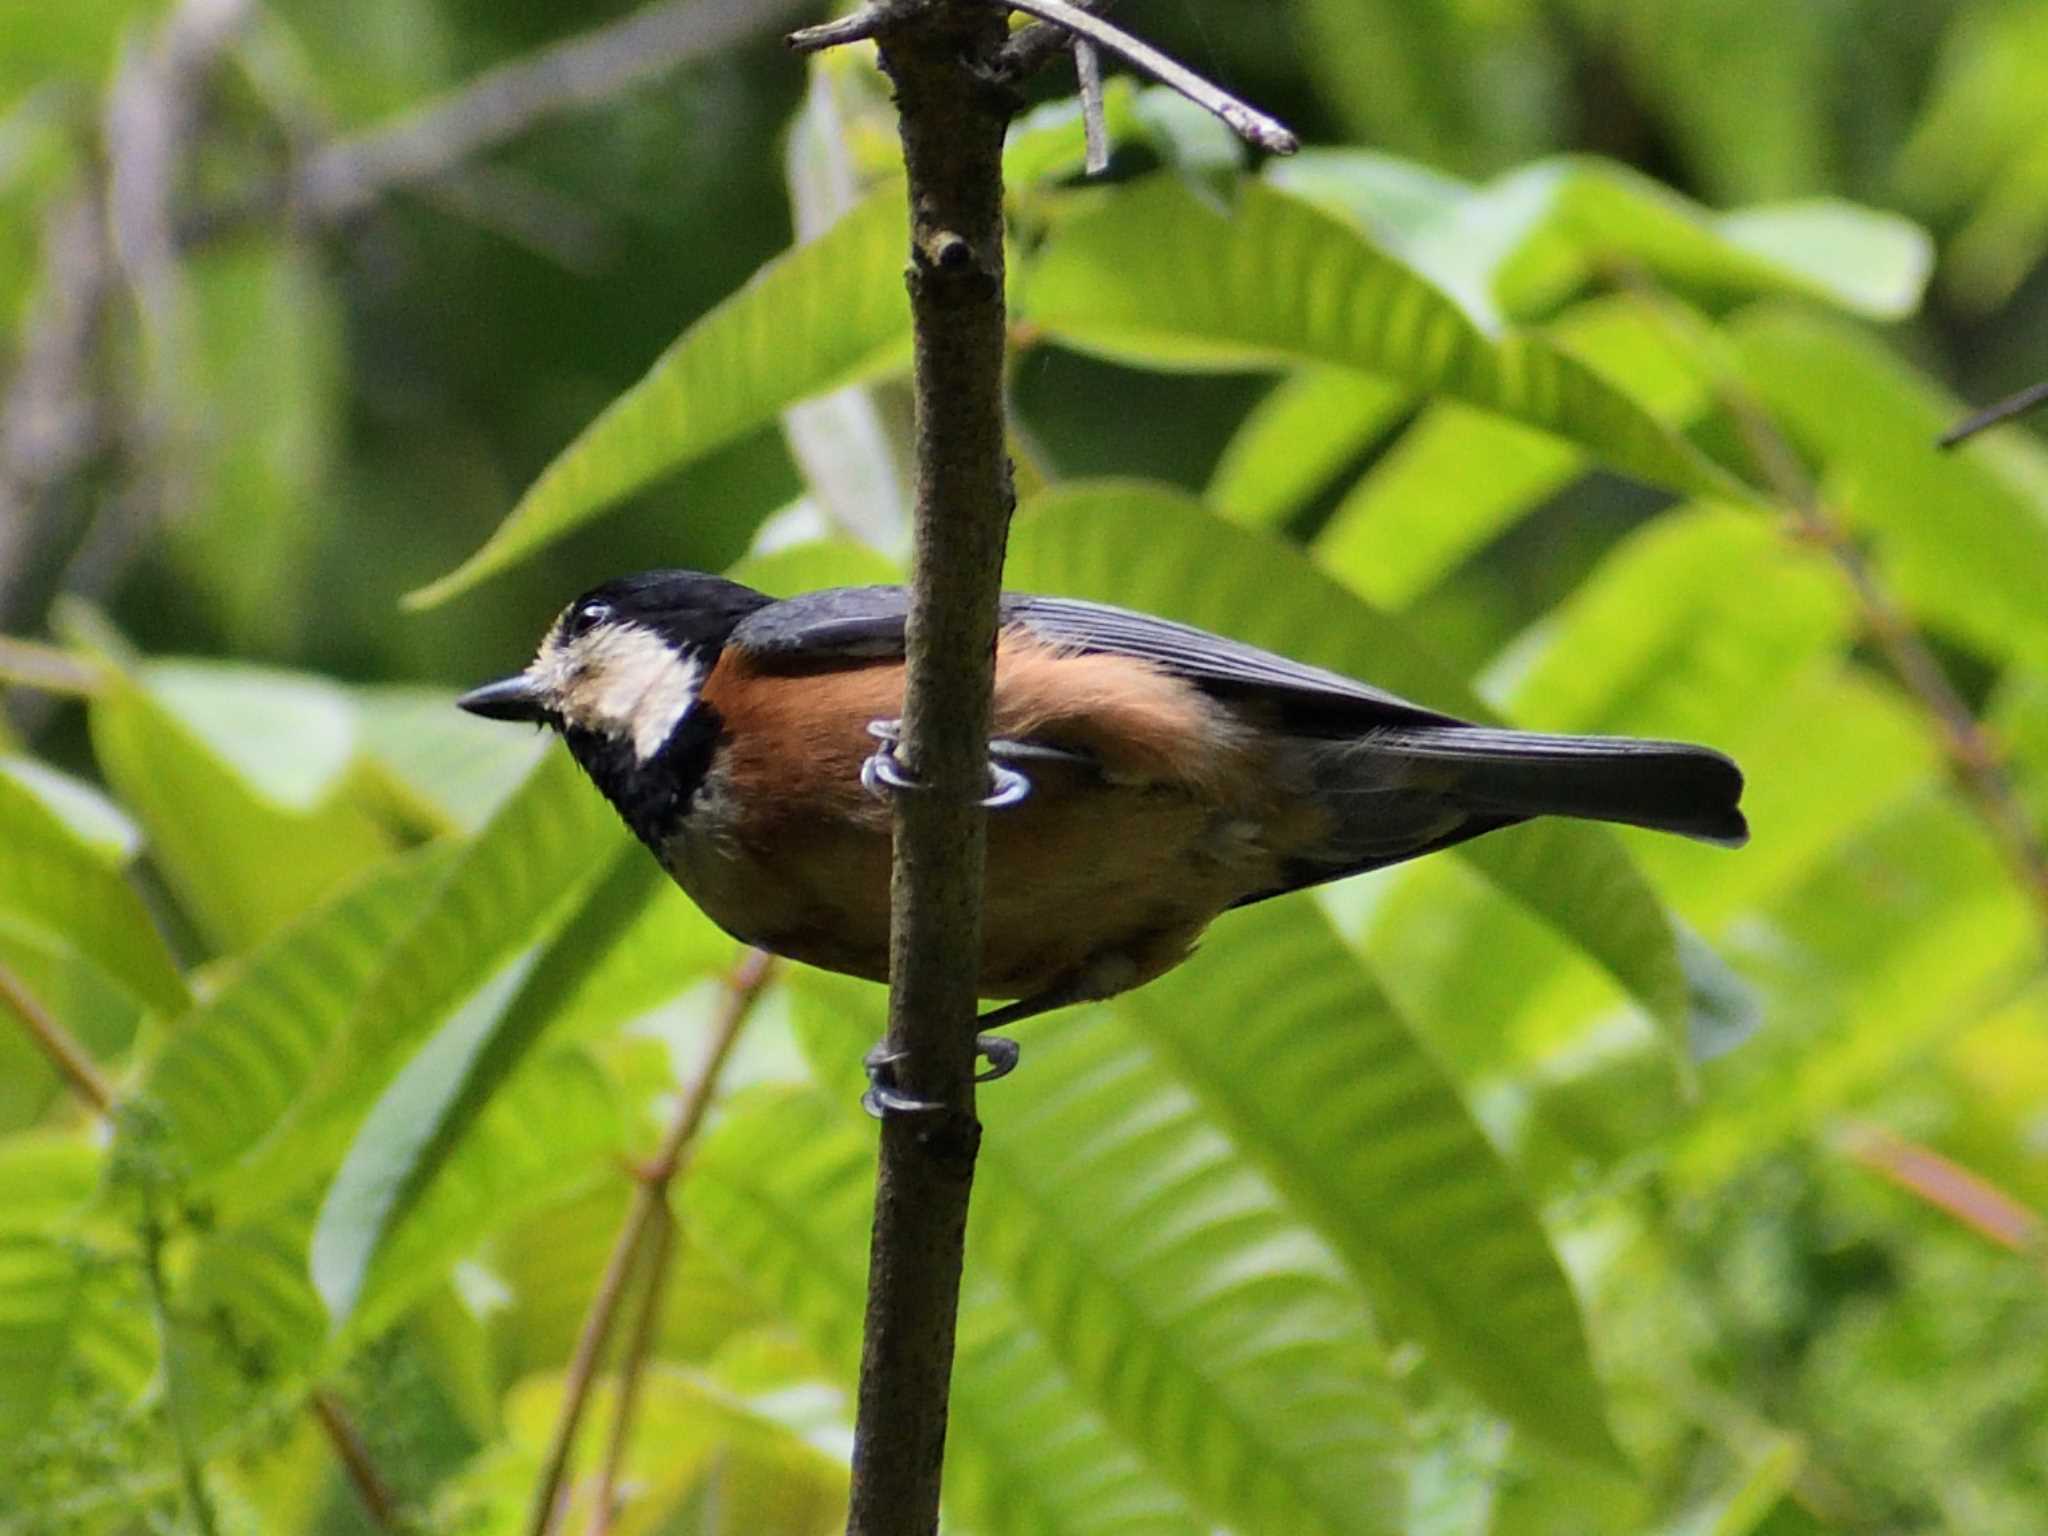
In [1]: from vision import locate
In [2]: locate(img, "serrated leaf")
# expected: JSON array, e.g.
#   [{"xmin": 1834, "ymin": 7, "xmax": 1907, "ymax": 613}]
[
  {"xmin": 136, "ymin": 846, "xmax": 457, "ymax": 1211},
  {"xmin": 234, "ymin": 750, "xmax": 626, "ymax": 1216},
  {"xmin": 1020, "ymin": 175, "xmax": 1730, "ymax": 497},
  {"xmin": 0, "ymin": 765, "xmax": 186, "ymax": 1018},
  {"xmin": 0, "ymin": 926, "xmax": 145, "ymax": 1133},
  {"xmin": 411, "ymin": 189, "xmax": 912, "ymax": 607},
  {"xmin": 790, "ymin": 976, "xmax": 1410, "ymax": 1533},
  {"xmin": 307, "ymin": 851, "xmax": 724, "ymax": 1325},
  {"xmin": 1120, "ymin": 894, "xmax": 1619, "ymax": 1464},
  {"xmin": 1004, "ymin": 480, "xmax": 1690, "ymax": 1053},
  {"xmin": 687, "ymin": 1087, "xmax": 1207, "ymax": 1536}
]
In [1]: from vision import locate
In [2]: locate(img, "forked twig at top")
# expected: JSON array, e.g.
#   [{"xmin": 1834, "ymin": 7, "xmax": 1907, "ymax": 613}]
[{"xmin": 789, "ymin": 0, "xmax": 1298, "ymax": 156}]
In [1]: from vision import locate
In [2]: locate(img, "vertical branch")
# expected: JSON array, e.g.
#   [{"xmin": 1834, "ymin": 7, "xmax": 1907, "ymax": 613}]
[{"xmin": 844, "ymin": 7, "xmax": 1018, "ymax": 1536}]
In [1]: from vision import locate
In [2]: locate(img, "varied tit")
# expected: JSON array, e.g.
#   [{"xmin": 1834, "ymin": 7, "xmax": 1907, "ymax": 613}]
[{"xmin": 459, "ymin": 570, "xmax": 1746, "ymax": 1112}]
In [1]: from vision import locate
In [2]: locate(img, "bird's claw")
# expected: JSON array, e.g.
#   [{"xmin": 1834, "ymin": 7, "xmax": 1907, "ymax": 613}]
[
  {"xmin": 859, "ymin": 1034, "xmax": 1021, "ymax": 1118},
  {"xmin": 860, "ymin": 720, "xmax": 1031, "ymax": 809}
]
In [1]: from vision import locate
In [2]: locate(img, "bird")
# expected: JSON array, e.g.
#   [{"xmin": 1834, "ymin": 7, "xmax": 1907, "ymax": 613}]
[{"xmin": 458, "ymin": 569, "xmax": 1746, "ymax": 1112}]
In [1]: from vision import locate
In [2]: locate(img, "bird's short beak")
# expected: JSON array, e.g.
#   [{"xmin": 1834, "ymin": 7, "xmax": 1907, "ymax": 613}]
[{"xmin": 457, "ymin": 673, "xmax": 548, "ymax": 724}]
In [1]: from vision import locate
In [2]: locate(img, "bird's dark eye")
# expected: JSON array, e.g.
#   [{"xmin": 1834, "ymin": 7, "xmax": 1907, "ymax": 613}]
[{"xmin": 565, "ymin": 600, "xmax": 611, "ymax": 639}]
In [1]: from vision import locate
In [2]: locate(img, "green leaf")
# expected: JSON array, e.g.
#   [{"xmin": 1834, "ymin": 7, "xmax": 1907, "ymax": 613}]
[
  {"xmin": 0, "ymin": 1132, "xmax": 105, "ymax": 1438},
  {"xmin": 1207, "ymin": 368, "xmax": 1413, "ymax": 530},
  {"xmin": 0, "ymin": 756, "xmax": 139, "ymax": 862},
  {"xmin": 1270, "ymin": 151, "xmax": 1932, "ymax": 324},
  {"xmin": 411, "ymin": 189, "xmax": 913, "ymax": 607},
  {"xmin": 308, "ymin": 852, "xmax": 725, "ymax": 1325},
  {"xmin": 477, "ymin": 1364, "xmax": 851, "ymax": 1535},
  {"xmin": 0, "ymin": 765, "xmax": 187, "ymax": 1018},
  {"xmin": 1004, "ymin": 480, "xmax": 1690, "ymax": 1052},
  {"xmin": 87, "ymin": 668, "xmax": 401, "ymax": 954},
  {"xmin": 1494, "ymin": 505, "xmax": 1852, "ymax": 744},
  {"xmin": 0, "ymin": 926, "xmax": 145, "ymax": 1133},
  {"xmin": 791, "ymin": 976, "xmax": 1410, "ymax": 1533},
  {"xmin": 1728, "ymin": 306, "xmax": 2048, "ymax": 672},
  {"xmin": 135, "ymin": 846, "xmax": 457, "ymax": 1212},
  {"xmin": 1020, "ymin": 175, "xmax": 1730, "ymax": 497},
  {"xmin": 687, "ymin": 1087, "xmax": 1208, "ymax": 1536},
  {"xmin": 230, "ymin": 750, "xmax": 626, "ymax": 1216},
  {"xmin": 1122, "ymin": 895, "xmax": 1618, "ymax": 1463},
  {"xmin": 314, "ymin": 1036, "xmax": 620, "ymax": 1334},
  {"xmin": 349, "ymin": 684, "xmax": 550, "ymax": 835},
  {"xmin": 1314, "ymin": 402, "xmax": 1581, "ymax": 608}
]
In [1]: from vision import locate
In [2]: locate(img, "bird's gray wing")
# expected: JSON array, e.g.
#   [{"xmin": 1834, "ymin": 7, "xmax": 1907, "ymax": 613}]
[
  {"xmin": 732, "ymin": 587, "xmax": 1464, "ymax": 731},
  {"xmin": 1006, "ymin": 595, "xmax": 1465, "ymax": 731}
]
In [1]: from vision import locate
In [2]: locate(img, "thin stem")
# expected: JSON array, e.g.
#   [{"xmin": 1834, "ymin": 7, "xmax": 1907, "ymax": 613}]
[
  {"xmin": 586, "ymin": 1201, "xmax": 677, "ymax": 1536},
  {"xmin": 309, "ymin": 1390, "xmax": 400, "ymax": 1529},
  {"xmin": 1940, "ymin": 379, "xmax": 2048, "ymax": 449},
  {"xmin": 997, "ymin": 0, "xmax": 1110, "ymax": 78},
  {"xmin": 788, "ymin": 1, "xmax": 928, "ymax": 54},
  {"xmin": 1723, "ymin": 391, "xmax": 2048, "ymax": 937},
  {"xmin": 142, "ymin": 1210, "xmax": 221, "ymax": 1536},
  {"xmin": 0, "ymin": 955, "xmax": 114, "ymax": 1113},
  {"xmin": 524, "ymin": 949, "xmax": 773, "ymax": 1536},
  {"xmin": 843, "ymin": 3, "xmax": 1016, "ymax": 1532},
  {"xmin": 1625, "ymin": 278, "xmax": 2048, "ymax": 943},
  {"xmin": 992, "ymin": 0, "xmax": 1297, "ymax": 152},
  {"xmin": 1074, "ymin": 37, "xmax": 1108, "ymax": 175}
]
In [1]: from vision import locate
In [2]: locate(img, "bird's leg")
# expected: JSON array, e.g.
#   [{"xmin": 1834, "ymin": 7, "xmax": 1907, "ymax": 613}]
[
  {"xmin": 861, "ymin": 718, "xmax": 1061, "ymax": 809},
  {"xmin": 860, "ymin": 1034, "xmax": 1021, "ymax": 1117},
  {"xmin": 858, "ymin": 979, "xmax": 1092, "ymax": 1118}
]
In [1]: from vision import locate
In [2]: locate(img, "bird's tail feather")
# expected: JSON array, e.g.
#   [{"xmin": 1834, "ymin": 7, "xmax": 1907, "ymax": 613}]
[{"xmin": 1370, "ymin": 725, "xmax": 1749, "ymax": 847}]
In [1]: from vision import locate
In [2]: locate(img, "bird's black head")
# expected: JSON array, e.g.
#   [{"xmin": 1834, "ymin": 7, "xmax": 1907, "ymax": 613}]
[{"xmin": 460, "ymin": 573, "xmax": 770, "ymax": 774}]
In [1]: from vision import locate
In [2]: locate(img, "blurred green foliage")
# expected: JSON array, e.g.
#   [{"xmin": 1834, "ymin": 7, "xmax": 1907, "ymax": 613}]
[{"xmin": 5, "ymin": 2, "xmax": 2048, "ymax": 1533}]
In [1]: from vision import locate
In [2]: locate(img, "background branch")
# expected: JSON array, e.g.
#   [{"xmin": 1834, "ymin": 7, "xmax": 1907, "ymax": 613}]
[
  {"xmin": 285, "ymin": 0, "xmax": 815, "ymax": 225},
  {"xmin": 525, "ymin": 949, "xmax": 772, "ymax": 1536}
]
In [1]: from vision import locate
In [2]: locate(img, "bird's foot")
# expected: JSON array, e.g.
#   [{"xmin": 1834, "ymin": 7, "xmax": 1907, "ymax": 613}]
[
  {"xmin": 859, "ymin": 1033, "xmax": 1021, "ymax": 1118},
  {"xmin": 860, "ymin": 719, "xmax": 1030, "ymax": 809}
]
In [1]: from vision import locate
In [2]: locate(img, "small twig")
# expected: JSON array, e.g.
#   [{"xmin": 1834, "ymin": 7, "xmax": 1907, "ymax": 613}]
[
  {"xmin": 586, "ymin": 1201, "xmax": 676, "ymax": 1536},
  {"xmin": 993, "ymin": 0, "xmax": 1297, "ymax": 153},
  {"xmin": 418, "ymin": 163, "xmax": 616, "ymax": 274},
  {"xmin": 996, "ymin": 0, "xmax": 1110, "ymax": 77},
  {"xmin": 309, "ymin": 1390, "xmax": 400, "ymax": 1529},
  {"xmin": 787, "ymin": 1, "xmax": 927, "ymax": 54},
  {"xmin": 1073, "ymin": 37, "xmax": 1109, "ymax": 175},
  {"xmin": 1940, "ymin": 379, "xmax": 2048, "ymax": 449},
  {"xmin": 1621, "ymin": 276, "xmax": 2048, "ymax": 942},
  {"xmin": 525, "ymin": 950, "xmax": 773, "ymax": 1536},
  {"xmin": 1724, "ymin": 391, "xmax": 2048, "ymax": 937},
  {"xmin": 1841, "ymin": 1121, "xmax": 2046, "ymax": 1262},
  {"xmin": 0, "ymin": 955, "xmax": 115, "ymax": 1114}
]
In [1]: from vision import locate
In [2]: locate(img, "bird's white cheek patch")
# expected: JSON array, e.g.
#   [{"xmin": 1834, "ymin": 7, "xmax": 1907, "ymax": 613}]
[{"xmin": 550, "ymin": 624, "xmax": 704, "ymax": 762}]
